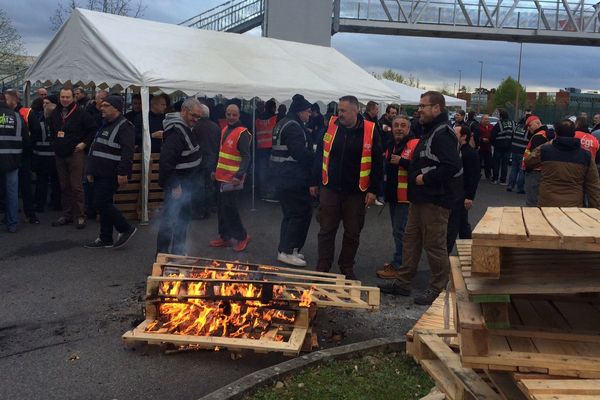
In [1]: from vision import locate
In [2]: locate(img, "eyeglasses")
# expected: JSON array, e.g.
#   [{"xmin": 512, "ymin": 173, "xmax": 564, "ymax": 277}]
[{"xmin": 418, "ymin": 103, "xmax": 435, "ymax": 109}]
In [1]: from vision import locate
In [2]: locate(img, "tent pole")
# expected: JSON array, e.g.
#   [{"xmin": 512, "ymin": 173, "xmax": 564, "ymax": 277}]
[
  {"xmin": 140, "ymin": 86, "xmax": 151, "ymax": 224},
  {"xmin": 23, "ymin": 81, "xmax": 31, "ymax": 106},
  {"xmin": 251, "ymin": 97, "xmax": 256, "ymax": 211}
]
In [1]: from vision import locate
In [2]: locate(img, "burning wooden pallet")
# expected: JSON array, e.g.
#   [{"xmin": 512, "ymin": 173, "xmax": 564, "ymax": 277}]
[{"xmin": 123, "ymin": 254, "xmax": 380, "ymax": 356}]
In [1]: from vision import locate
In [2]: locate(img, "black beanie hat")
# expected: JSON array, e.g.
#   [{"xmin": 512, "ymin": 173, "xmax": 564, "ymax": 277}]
[
  {"xmin": 289, "ymin": 94, "xmax": 312, "ymax": 113},
  {"xmin": 104, "ymin": 95, "xmax": 123, "ymax": 111}
]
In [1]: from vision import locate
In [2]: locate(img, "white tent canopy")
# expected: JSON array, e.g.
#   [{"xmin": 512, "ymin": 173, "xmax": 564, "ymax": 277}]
[
  {"xmin": 26, "ymin": 8, "xmax": 400, "ymax": 104},
  {"xmin": 26, "ymin": 8, "xmax": 400, "ymax": 222},
  {"xmin": 381, "ymin": 79, "xmax": 467, "ymax": 109}
]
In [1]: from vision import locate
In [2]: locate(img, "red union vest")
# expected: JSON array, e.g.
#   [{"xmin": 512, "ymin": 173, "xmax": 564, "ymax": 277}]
[
  {"xmin": 215, "ymin": 126, "xmax": 248, "ymax": 183},
  {"xmin": 255, "ymin": 116, "xmax": 276, "ymax": 149},
  {"xmin": 575, "ymin": 130, "xmax": 599, "ymax": 160},
  {"xmin": 218, "ymin": 118, "xmax": 228, "ymax": 131},
  {"xmin": 522, "ymin": 130, "xmax": 548, "ymax": 171},
  {"xmin": 322, "ymin": 116, "xmax": 375, "ymax": 192},
  {"xmin": 18, "ymin": 107, "xmax": 32, "ymax": 127},
  {"xmin": 397, "ymin": 138, "xmax": 419, "ymax": 203}
]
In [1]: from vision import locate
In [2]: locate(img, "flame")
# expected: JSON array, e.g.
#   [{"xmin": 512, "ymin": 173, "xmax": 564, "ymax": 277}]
[{"xmin": 146, "ymin": 262, "xmax": 313, "ymax": 341}]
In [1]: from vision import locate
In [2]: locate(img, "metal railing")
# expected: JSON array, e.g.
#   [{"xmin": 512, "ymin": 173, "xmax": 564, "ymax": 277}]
[
  {"xmin": 181, "ymin": 0, "xmax": 264, "ymax": 32},
  {"xmin": 338, "ymin": 0, "xmax": 600, "ymax": 33}
]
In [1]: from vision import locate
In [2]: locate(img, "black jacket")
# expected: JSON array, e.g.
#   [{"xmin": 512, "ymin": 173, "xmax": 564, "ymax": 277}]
[
  {"xmin": 491, "ymin": 119, "xmax": 515, "ymax": 151},
  {"xmin": 270, "ymin": 111, "xmax": 314, "ymax": 189},
  {"xmin": 49, "ymin": 102, "xmax": 97, "ymax": 158},
  {"xmin": 192, "ymin": 118, "xmax": 220, "ymax": 171},
  {"xmin": 149, "ymin": 111, "xmax": 165, "ymax": 153},
  {"xmin": 0, "ymin": 103, "xmax": 25, "ymax": 172},
  {"xmin": 466, "ymin": 118, "xmax": 481, "ymax": 147},
  {"xmin": 460, "ymin": 143, "xmax": 480, "ymax": 200},
  {"xmin": 312, "ymin": 114, "xmax": 382, "ymax": 194},
  {"xmin": 408, "ymin": 112, "xmax": 462, "ymax": 209},
  {"xmin": 125, "ymin": 110, "xmax": 143, "ymax": 147},
  {"xmin": 86, "ymin": 115, "xmax": 135, "ymax": 178},
  {"xmin": 159, "ymin": 114, "xmax": 201, "ymax": 188}
]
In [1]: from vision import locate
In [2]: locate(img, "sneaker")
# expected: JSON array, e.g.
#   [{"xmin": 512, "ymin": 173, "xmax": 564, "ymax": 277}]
[
  {"xmin": 84, "ymin": 238, "xmax": 114, "ymax": 248},
  {"xmin": 376, "ymin": 263, "xmax": 399, "ymax": 279},
  {"xmin": 414, "ymin": 287, "xmax": 441, "ymax": 305},
  {"xmin": 499, "ymin": 181, "xmax": 508, "ymax": 186},
  {"xmin": 278, "ymin": 252, "xmax": 307, "ymax": 267},
  {"xmin": 113, "ymin": 227, "xmax": 137, "ymax": 249},
  {"xmin": 374, "ymin": 199, "xmax": 384, "ymax": 206},
  {"xmin": 292, "ymin": 248, "xmax": 305, "ymax": 260},
  {"xmin": 506, "ymin": 187, "xmax": 513, "ymax": 192},
  {"xmin": 75, "ymin": 217, "xmax": 86, "ymax": 230},
  {"xmin": 51, "ymin": 217, "xmax": 73, "ymax": 227},
  {"xmin": 233, "ymin": 235, "xmax": 251, "ymax": 252},
  {"xmin": 7, "ymin": 226, "xmax": 17, "ymax": 233},
  {"xmin": 341, "ymin": 268, "xmax": 357, "ymax": 280},
  {"xmin": 491, "ymin": 180, "xmax": 498, "ymax": 185},
  {"xmin": 209, "ymin": 238, "xmax": 232, "ymax": 247},
  {"xmin": 28, "ymin": 215, "xmax": 40, "ymax": 224},
  {"xmin": 378, "ymin": 281, "xmax": 411, "ymax": 296}
]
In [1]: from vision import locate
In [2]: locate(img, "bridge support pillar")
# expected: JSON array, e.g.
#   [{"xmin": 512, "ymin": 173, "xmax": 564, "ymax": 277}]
[{"xmin": 263, "ymin": 0, "xmax": 333, "ymax": 46}]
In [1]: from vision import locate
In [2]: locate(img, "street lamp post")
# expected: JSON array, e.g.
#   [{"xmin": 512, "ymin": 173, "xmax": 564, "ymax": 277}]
[
  {"xmin": 514, "ymin": 42, "xmax": 523, "ymax": 120},
  {"xmin": 458, "ymin": 69, "xmax": 462, "ymax": 95},
  {"xmin": 477, "ymin": 61, "xmax": 484, "ymax": 114}
]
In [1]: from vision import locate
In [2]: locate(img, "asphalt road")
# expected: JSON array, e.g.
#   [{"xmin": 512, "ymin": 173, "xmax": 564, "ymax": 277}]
[{"xmin": 0, "ymin": 179, "xmax": 524, "ymax": 400}]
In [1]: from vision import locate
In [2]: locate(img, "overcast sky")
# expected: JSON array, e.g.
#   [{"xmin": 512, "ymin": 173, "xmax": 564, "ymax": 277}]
[{"xmin": 2, "ymin": 0, "xmax": 599, "ymax": 93}]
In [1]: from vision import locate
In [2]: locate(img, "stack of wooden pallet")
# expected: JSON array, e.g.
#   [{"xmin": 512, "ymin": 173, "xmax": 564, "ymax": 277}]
[
  {"xmin": 408, "ymin": 207, "xmax": 600, "ymax": 400},
  {"xmin": 113, "ymin": 153, "xmax": 163, "ymax": 220}
]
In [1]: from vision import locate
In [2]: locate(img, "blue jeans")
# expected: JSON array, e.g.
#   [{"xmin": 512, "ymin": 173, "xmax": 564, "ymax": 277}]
[
  {"xmin": 156, "ymin": 178, "xmax": 192, "ymax": 255},
  {"xmin": 389, "ymin": 202, "xmax": 409, "ymax": 267},
  {"xmin": 3, "ymin": 168, "xmax": 19, "ymax": 231},
  {"xmin": 508, "ymin": 153, "xmax": 525, "ymax": 192},
  {"xmin": 492, "ymin": 148, "xmax": 510, "ymax": 182}
]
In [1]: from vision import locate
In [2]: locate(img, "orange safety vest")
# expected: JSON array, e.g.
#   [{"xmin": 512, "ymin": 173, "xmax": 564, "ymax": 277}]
[
  {"xmin": 575, "ymin": 130, "xmax": 599, "ymax": 160},
  {"xmin": 322, "ymin": 116, "xmax": 375, "ymax": 192},
  {"xmin": 397, "ymin": 138, "xmax": 419, "ymax": 203},
  {"xmin": 218, "ymin": 119, "xmax": 228, "ymax": 131},
  {"xmin": 522, "ymin": 130, "xmax": 548, "ymax": 171},
  {"xmin": 215, "ymin": 126, "xmax": 249, "ymax": 183},
  {"xmin": 18, "ymin": 107, "xmax": 32, "ymax": 127},
  {"xmin": 255, "ymin": 116, "xmax": 276, "ymax": 149}
]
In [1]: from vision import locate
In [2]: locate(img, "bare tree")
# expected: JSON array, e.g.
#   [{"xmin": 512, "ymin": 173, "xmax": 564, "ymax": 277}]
[
  {"xmin": 0, "ymin": 9, "xmax": 26, "ymax": 67},
  {"xmin": 50, "ymin": 0, "xmax": 146, "ymax": 31}
]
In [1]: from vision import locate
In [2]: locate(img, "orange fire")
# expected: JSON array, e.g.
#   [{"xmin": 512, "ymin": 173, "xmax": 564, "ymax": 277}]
[{"xmin": 145, "ymin": 262, "xmax": 314, "ymax": 341}]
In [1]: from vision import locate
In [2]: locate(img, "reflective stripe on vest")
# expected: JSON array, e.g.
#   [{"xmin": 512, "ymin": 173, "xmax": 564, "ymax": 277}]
[
  {"xmin": 522, "ymin": 130, "xmax": 548, "ymax": 170},
  {"xmin": 0, "ymin": 111, "xmax": 23, "ymax": 155},
  {"xmin": 322, "ymin": 116, "xmax": 375, "ymax": 192},
  {"xmin": 396, "ymin": 139, "xmax": 419, "ymax": 203},
  {"xmin": 91, "ymin": 150, "xmax": 120, "ymax": 161},
  {"xmin": 256, "ymin": 116, "xmax": 276, "ymax": 149},
  {"xmin": 419, "ymin": 123, "xmax": 463, "ymax": 178},
  {"xmin": 172, "ymin": 124, "xmax": 201, "ymax": 170},
  {"xmin": 90, "ymin": 118, "xmax": 127, "ymax": 162},
  {"xmin": 215, "ymin": 126, "xmax": 248, "ymax": 182},
  {"xmin": 33, "ymin": 123, "xmax": 54, "ymax": 157},
  {"xmin": 270, "ymin": 119, "xmax": 305, "ymax": 163},
  {"xmin": 95, "ymin": 119, "xmax": 126, "ymax": 149},
  {"xmin": 496, "ymin": 120, "xmax": 515, "ymax": 140}
]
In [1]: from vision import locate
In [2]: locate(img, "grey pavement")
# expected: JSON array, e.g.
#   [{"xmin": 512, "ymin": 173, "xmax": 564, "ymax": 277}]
[{"xmin": 0, "ymin": 179, "xmax": 524, "ymax": 400}]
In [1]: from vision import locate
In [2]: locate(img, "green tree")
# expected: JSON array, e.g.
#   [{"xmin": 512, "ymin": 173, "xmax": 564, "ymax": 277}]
[
  {"xmin": 50, "ymin": 0, "xmax": 146, "ymax": 31},
  {"xmin": 493, "ymin": 76, "xmax": 526, "ymax": 109},
  {"xmin": 381, "ymin": 69, "xmax": 405, "ymax": 84},
  {"xmin": 0, "ymin": 9, "xmax": 25, "ymax": 68}
]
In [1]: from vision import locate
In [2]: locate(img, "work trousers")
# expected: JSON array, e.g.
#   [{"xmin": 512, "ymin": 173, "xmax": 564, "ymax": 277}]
[
  {"xmin": 55, "ymin": 151, "xmax": 85, "ymax": 219},
  {"xmin": 217, "ymin": 189, "xmax": 247, "ymax": 241},
  {"xmin": 277, "ymin": 186, "xmax": 312, "ymax": 254},
  {"xmin": 18, "ymin": 155, "xmax": 35, "ymax": 217},
  {"xmin": 492, "ymin": 148, "xmax": 510, "ymax": 182},
  {"xmin": 316, "ymin": 187, "xmax": 366, "ymax": 273},
  {"xmin": 92, "ymin": 176, "xmax": 131, "ymax": 243},
  {"xmin": 156, "ymin": 180, "xmax": 192, "ymax": 255},
  {"xmin": 256, "ymin": 149, "xmax": 276, "ymax": 199},
  {"xmin": 525, "ymin": 170, "xmax": 541, "ymax": 206},
  {"xmin": 446, "ymin": 199, "xmax": 472, "ymax": 254},
  {"xmin": 479, "ymin": 150, "xmax": 492, "ymax": 180},
  {"xmin": 190, "ymin": 167, "xmax": 212, "ymax": 218},
  {"xmin": 389, "ymin": 201, "xmax": 410, "ymax": 268},
  {"xmin": 1, "ymin": 168, "xmax": 19, "ymax": 230},
  {"xmin": 32, "ymin": 156, "xmax": 61, "ymax": 211},
  {"xmin": 508, "ymin": 153, "xmax": 525, "ymax": 192},
  {"xmin": 395, "ymin": 202, "xmax": 451, "ymax": 292}
]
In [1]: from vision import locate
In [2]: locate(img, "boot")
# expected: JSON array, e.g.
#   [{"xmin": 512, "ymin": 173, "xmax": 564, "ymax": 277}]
[{"xmin": 340, "ymin": 266, "xmax": 357, "ymax": 281}]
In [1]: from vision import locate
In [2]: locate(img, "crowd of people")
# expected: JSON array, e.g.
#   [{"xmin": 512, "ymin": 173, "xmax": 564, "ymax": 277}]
[{"xmin": 2, "ymin": 85, "xmax": 600, "ymax": 305}]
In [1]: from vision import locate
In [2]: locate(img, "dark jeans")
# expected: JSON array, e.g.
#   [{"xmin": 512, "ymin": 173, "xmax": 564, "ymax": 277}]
[
  {"xmin": 33, "ymin": 156, "xmax": 61, "ymax": 211},
  {"xmin": 84, "ymin": 180, "xmax": 95, "ymax": 217},
  {"xmin": 92, "ymin": 176, "xmax": 131, "ymax": 243},
  {"xmin": 18, "ymin": 155, "xmax": 35, "ymax": 217},
  {"xmin": 316, "ymin": 187, "xmax": 366, "ymax": 273},
  {"xmin": 508, "ymin": 152, "xmax": 525, "ymax": 192},
  {"xmin": 256, "ymin": 149, "xmax": 276, "ymax": 199},
  {"xmin": 1, "ymin": 169, "xmax": 19, "ymax": 230},
  {"xmin": 446, "ymin": 199, "xmax": 472, "ymax": 254},
  {"xmin": 277, "ymin": 186, "xmax": 312, "ymax": 254},
  {"xmin": 389, "ymin": 201, "xmax": 409, "ymax": 267},
  {"xmin": 217, "ymin": 189, "xmax": 247, "ymax": 241},
  {"xmin": 191, "ymin": 167, "xmax": 213, "ymax": 217},
  {"xmin": 525, "ymin": 170, "xmax": 541, "ymax": 206},
  {"xmin": 479, "ymin": 150, "xmax": 492, "ymax": 179},
  {"xmin": 156, "ymin": 180, "xmax": 192, "ymax": 255},
  {"xmin": 492, "ymin": 148, "xmax": 510, "ymax": 182}
]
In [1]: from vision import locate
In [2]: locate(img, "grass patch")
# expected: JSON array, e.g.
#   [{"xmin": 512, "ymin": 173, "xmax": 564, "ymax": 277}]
[{"xmin": 245, "ymin": 352, "xmax": 433, "ymax": 400}]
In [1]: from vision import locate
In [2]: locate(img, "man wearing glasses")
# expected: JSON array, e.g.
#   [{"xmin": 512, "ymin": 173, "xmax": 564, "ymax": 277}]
[
  {"xmin": 156, "ymin": 98, "xmax": 203, "ymax": 255},
  {"xmin": 379, "ymin": 91, "xmax": 462, "ymax": 305}
]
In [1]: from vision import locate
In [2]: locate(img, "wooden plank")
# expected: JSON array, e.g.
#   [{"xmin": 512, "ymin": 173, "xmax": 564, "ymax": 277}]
[
  {"xmin": 482, "ymin": 303, "xmax": 510, "ymax": 329},
  {"xmin": 561, "ymin": 207, "xmax": 600, "ymax": 243},
  {"xmin": 419, "ymin": 359, "xmax": 462, "ymax": 399},
  {"xmin": 541, "ymin": 208, "xmax": 595, "ymax": 244},
  {"xmin": 471, "ymin": 245, "xmax": 501, "ymax": 276},
  {"xmin": 499, "ymin": 207, "xmax": 528, "ymax": 240},
  {"xmin": 519, "ymin": 379, "xmax": 600, "ymax": 395},
  {"xmin": 580, "ymin": 207, "xmax": 600, "ymax": 223},
  {"xmin": 522, "ymin": 207, "xmax": 560, "ymax": 242},
  {"xmin": 485, "ymin": 372, "xmax": 528, "ymax": 400},
  {"xmin": 472, "ymin": 207, "xmax": 504, "ymax": 240},
  {"xmin": 449, "ymin": 257, "xmax": 485, "ymax": 330}
]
